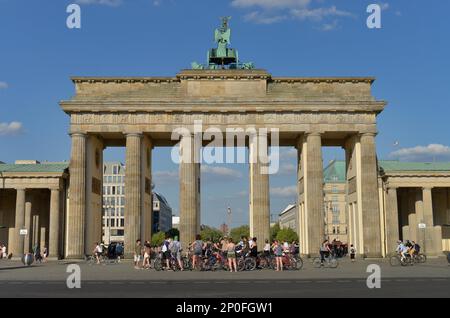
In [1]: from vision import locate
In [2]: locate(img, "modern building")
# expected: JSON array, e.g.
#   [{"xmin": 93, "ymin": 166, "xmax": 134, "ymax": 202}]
[
  {"xmin": 279, "ymin": 160, "xmax": 450, "ymax": 256},
  {"xmin": 102, "ymin": 162, "xmax": 126, "ymax": 244},
  {"xmin": 152, "ymin": 192, "xmax": 173, "ymax": 233},
  {"xmin": 102, "ymin": 162, "xmax": 172, "ymax": 243}
]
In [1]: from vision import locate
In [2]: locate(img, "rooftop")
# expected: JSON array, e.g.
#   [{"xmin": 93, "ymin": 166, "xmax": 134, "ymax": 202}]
[{"xmin": 0, "ymin": 162, "xmax": 69, "ymax": 173}]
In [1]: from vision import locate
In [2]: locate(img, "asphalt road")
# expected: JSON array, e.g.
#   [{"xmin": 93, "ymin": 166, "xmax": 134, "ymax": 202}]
[{"xmin": 1, "ymin": 258, "xmax": 449, "ymax": 298}]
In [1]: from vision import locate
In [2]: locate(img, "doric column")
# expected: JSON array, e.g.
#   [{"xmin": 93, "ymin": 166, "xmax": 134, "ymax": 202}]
[
  {"xmin": 422, "ymin": 187, "xmax": 434, "ymax": 227},
  {"xmin": 179, "ymin": 134, "xmax": 200, "ymax": 249},
  {"xmin": 249, "ymin": 131, "xmax": 270, "ymax": 246},
  {"xmin": 13, "ymin": 188, "xmax": 26, "ymax": 258},
  {"xmin": 302, "ymin": 133, "xmax": 324, "ymax": 256},
  {"xmin": 359, "ymin": 133, "xmax": 382, "ymax": 257},
  {"xmin": 385, "ymin": 187, "xmax": 399, "ymax": 254},
  {"xmin": 23, "ymin": 197, "xmax": 32, "ymax": 253},
  {"xmin": 66, "ymin": 132, "xmax": 86, "ymax": 259},
  {"xmin": 124, "ymin": 133, "xmax": 142, "ymax": 257},
  {"xmin": 49, "ymin": 188, "xmax": 61, "ymax": 259},
  {"xmin": 140, "ymin": 136, "xmax": 153, "ymax": 243},
  {"xmin": 415, "ymin": 189, "xmax": 425, "ymax": 247}
]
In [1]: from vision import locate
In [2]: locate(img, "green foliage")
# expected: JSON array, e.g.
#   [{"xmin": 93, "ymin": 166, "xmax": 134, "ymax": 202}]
[
  {"xmin": 270, "ymin": 223, "xmax": 281, "ymax": 241},
  {"xmin": 165, "ymin": 228, "xmax": 180, "ymax": 239},
  {"xmin": 230, "ymin": 225, "xmax": 250, "ymax": 243},
  {"xmin": 151, "ymin": 231, "xmax": 166, "ymax": 247},
  {"xmin": 276, "ymin": 228, "xmax": 299, "ymax": 243},
  {"xmin": 200, "ymin": 226, "xmax": 223, "ymax": 242}
]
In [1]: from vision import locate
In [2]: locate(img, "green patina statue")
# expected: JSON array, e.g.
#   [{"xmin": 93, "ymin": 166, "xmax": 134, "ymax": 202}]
[{"xmin": 191, "ymin": 17, "xmax": 254, "ymax": 70}]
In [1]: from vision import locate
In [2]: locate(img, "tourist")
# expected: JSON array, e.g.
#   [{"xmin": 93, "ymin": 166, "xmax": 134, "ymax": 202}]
[
  {"xmin": 191, "ymin": 234, "xmax": 203, "ymax": 270},
  {"xmin": 349, "ymin": 244, "xmax": 356, "ymax": 262},
  {"xmin": 162, "ymin": 236, "xmax": 172, "ymax": 270},
  {"xmin": 34, "ymin": 244, "xmax": 42, "ymax": 263},
  {"xmin": 134, "ymin": 239, "xmax": 142, "ymax": 269},
  {"xmin": 273, "ymin": 240, "xmax": 283, "ymax": 271},
  {"xmin": 250, "ymin": 237, "xmax": 257, "ymax": 258},
  {"xmin": 170, "ymin": 236, "xmax": 183, "ymax": 271},
  {"xmin": 319, "ymin": 240, "xmax": 331, "ymax": 265},
  {"xmin": 93, "ymin": 242, "xmax": 102, "ymax": 264},
  {"xmin": 115, "ymin": 242, "xmax": 124, "ymax": 263},
  {"xmin": 143, "ymin": 241, "xmax": 152, "ymax": 269},
  {"xmin": 42, "ymin": 245, "xmax": 48, "ymax": 262},
  {"xmin": 283, "ymin": 240, "xmax": 290, "ymax": 254},
  {"xmin": 0, "ymin": 243, "xmax": 5, "ymax": 259},
  {"xmin": 226, "ymin": 238, "xmax": 237, "ymax": 272}
]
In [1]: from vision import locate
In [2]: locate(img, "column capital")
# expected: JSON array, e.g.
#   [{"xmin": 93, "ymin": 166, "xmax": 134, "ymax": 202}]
[
  {"xmin": 359, "ymin": 132, "xmax": 378, "ymax": 138},
  {"xmin": 422, "ymin": 186, "xmax": 433, "ymax": 191},
  {"xmin": 69, "ymin": 132, "xmax": 87, "ymax": 138},
  {"xmin": 125, "ymin": 132, "xmax": 143, "ymax": 138},
  {"xmin": 305, "ymin": 132, "xmax": 321, "ymax": 137}
]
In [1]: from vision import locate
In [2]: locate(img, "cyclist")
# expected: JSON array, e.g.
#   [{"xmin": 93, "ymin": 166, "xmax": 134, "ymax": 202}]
[
  {"xmin": 273, "ymin": 240, "xmax": 283, "ymax": 271},
  {"xmin": 170, "ymin": 236, "xmax": 183, "ymax": 271},
  {"xmin": 93, "ymin": 242, "xmax": 103, "ymax": 265},
  {"xmin": 162, "ymin": 236, "xmax": 172, "ymax": 270},
  {"xmin": 411, "ymin": 241, "xmax": 421, "ymax": 256},
  {"xmin": 319, "ymin": 240, "xmax": 331, "ymax": 265},
  {"xmin": 190, "ymin": 234, "xmax": 204, "ymax": 270},
  {"xmin": 396, "ymin": 240, "xmax": 409, "ymax": 262}
]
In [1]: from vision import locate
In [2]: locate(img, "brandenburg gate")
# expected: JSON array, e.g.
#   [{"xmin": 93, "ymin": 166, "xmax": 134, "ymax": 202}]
[{"xmin": 59, "ymin": 19, "xmax": 386, "ymax": 259}]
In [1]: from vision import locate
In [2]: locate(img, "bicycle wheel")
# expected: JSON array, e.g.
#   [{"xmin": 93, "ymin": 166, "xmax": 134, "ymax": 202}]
[
  {"xmin": 295, "ymin": 257, "xmax": 304, "ymax": 270},
  {"xmin": 389, "ymin": 255, "xmax": 401, "ymax": 266},
  {"xmin": 329, "ymin": 258, "xmax": 338, "ymax": 269},
  {"xmin": 237, "ymin": 258, "xmax": 246, "ymax": 271},
  {"xmin": 86, "ymin": 256, "xmax": 95, "ymax": 266},
  {"xmin": 418, "ymin": 254, "xmax": 427, "ymax": 263},
  {"xmin": 153, "ymin": 259, "xmax": 162, "ymax": 271},
  {"xmin": 312, "ymin": 257, "xmax": 322, "ymax": 268},
  {"xmin": 245, "ymin": 258, "xmax": 257, "ymax": 271},
  {"xmin": 182, "ymin": 257, "xmax": 191, "ymax": 270}
]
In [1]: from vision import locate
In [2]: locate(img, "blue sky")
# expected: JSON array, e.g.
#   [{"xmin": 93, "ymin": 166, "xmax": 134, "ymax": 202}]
[{"xmin": 1, "ymin": 0, "xmax": 450, "ymax": 228}]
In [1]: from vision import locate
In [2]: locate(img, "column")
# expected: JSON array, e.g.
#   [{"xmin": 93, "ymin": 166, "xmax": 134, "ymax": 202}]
[
  {"xmin": 422, "ymin": 187, "xmax": 434, "ymax": 227},
  {"xmin": 66, "ymin": 133, "xmax": 86, "ymax": 259},
  {"xmin": 13, "ymin": 188, "xmax": 26, "ymax": 258},
  {"xmin": 179, "ymin": 134, "xmax": 200, "ymax": 249},
  {"xmin": 359, "ymin": 133, "xmax": 382, "ymax": 257},
  {"xmin": 385, "ymin": 187, "xmax": 399, "ymax": 254},
  {"xmin": 23, "ymin": 197, "xmax": 32, "ymax": 253},
  {"xmin": 125, "ymin": 133, "xmax": 142, "ymax": 257},
  {"xmin": 415, "ymin": 189, "xmax": 425, "ymax": 248},
  {"xmin": 140, "ymin": 136, "xmax": 153, "ymax": 243},
  {"xmin": 301, "ymin": 133, "xmax": 324, "ymax": 256},
  {"xmin": 49, "ymin": 188, "xmax": 60, "ymax": 259},
  {"xmin": 249, "ymin": 131, "xmax": 270, "ymax": 245}
]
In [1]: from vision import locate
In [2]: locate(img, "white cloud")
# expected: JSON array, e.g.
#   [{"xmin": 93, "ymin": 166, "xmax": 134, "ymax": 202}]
[
  {"xmin": 76, "ymin": 0, "xmax": 122, "ymax": 6},
  {"xmin": 201, "ymin": 165, "xmax": 242, "ymax": 179},
  {"xmin": 270, "ymin": 185, "xmax": 297, "ymax": 197},
  {"xmin": 379, "ymin": 2, "xmax": 390, "ymax": 11},
  {"xmin": 389, "ymin": 144, "xmax": 450, "ymax": 162},
  {"xmin": 0, "ymin": 81, "xmax": 8, "ymax": 89},
  {"xmin": 277, "ymin": 163, "xmax": 296, "ymax": 175},
  {"xmin": 0, "ymin": 122, "xmax": 24, "ymax": 136},
  {"xmin": 233, "ymin": 0, "xmax": 353, "ymax": 27}
]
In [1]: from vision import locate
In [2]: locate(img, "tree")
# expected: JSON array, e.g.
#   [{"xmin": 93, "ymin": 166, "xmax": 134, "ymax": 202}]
[
  {"xmin": 165, "ymin": 228, "xmax": 180, "ymax": 239},
  {"xmin": 151, "ymin": 231, "xmax": 166, "ymax": 247},
  {"xmin": 270, "ymin": 223, "xmax": 281, "ymax": 241},
  {"xmin": 200, "ymin": 226, "xmax": 223, "ymax": 242},
  {"xmin": 276, "ymin": 228, "xmax": 299, "ymax": 243},
  {"xmin": 230, "ymin": 225, "xmax": 250, "ymax": 243}
]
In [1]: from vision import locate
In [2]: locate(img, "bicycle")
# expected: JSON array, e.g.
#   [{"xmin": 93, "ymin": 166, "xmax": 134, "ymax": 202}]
[
  {"xmin": 270, "ymin": 253, "xmax": 303, "ymax": 270},
  {"xmin": 312, "ymin": 254, "xmax": 338, "ymax": 268},
  {"xmin": 389, "ymin": 253, "xmax": 413, "ymax": 266},
  {"xmin": 86, "ymin": 253, "xmax": 118, "ymax": 265}
]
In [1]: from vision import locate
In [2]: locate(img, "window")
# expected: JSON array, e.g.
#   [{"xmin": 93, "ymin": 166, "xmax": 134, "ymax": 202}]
[
  {"xmin": 111, "ymin": 219, "xmax": 115, "ymax": 227},
  {"xmin": 332, "ymin": 186, "xmax": 338, "ymax": 193},
  {"xmin": 332, "ymin": 205, "xmax": 339, "ymax": 213},
  {"xmin": 120, "ymin": 208, "xmax": 124, "ymax": 216},
  {"xmin": 112, "ymin": 186, "xmax": 116, "ymax": 195},
  {"xmin": 120, "ymin": 219, "xmax": 124, "ymax": 227},
  {"xmin": 332, "ymin": 215, "xmax": 339, "ymax": 224},
  {"xmin": 117, "ymin": 229, "xmax": 124, "ymax": 236},
  {"xmin": 110, "ymin": 197, "xmax": 115, "ymax": 206},
  {"xmin": 113, "ymin": 165, "xmax": 119, "ymax": 175}
]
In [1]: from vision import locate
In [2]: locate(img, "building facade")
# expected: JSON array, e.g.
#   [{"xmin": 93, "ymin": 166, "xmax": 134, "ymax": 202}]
[
  {"xmin": 279, "ymin": 160, "xmax": 450, "ymax": 256},
  {"xmin": 152, "ymin": 192, "xmax": 173, "ymax": 234}
]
